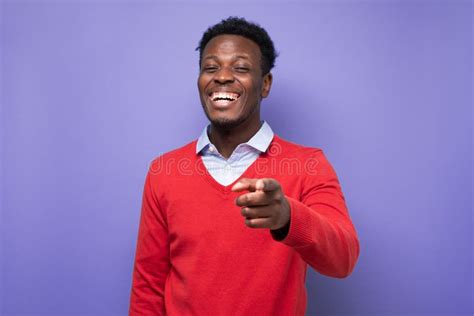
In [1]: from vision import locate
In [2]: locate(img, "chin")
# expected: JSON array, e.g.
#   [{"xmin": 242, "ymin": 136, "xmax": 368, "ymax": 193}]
[
  {"xmin": 202, "ymin": 106, "xmax": 243, "ymax": 130},
  {"xmin": 202, "ymin": 101, "xmax": 257, "ymax": 130},
  {"xmin": 208, "ymin": 116, "xmax": 245, "ymax": 130}
]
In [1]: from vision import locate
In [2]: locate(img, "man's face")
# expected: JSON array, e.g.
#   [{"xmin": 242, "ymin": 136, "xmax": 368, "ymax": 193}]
[{"xmin": 198, "ymin": 34, "xmax": 272, "ymax": 129}]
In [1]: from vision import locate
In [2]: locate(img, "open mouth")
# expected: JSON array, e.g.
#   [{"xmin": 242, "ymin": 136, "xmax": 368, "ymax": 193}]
[{"xmin": 209, "ymin": 92, "xmax": 241, "ymax": 106}]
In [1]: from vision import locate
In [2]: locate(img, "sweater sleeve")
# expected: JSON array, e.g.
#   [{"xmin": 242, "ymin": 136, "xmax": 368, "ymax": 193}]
[
  {"xmin": 275, "ymin": 150, "xmax": 360, "ymax": 278},
  {"xmin": 129, "ymin": 171, "xmax": 170, "ymax": 315}
]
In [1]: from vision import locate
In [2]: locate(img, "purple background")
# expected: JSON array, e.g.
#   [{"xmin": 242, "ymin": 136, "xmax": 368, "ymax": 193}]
[{"xmin": 1, "ymin": 1, "xmax": 472, "ymax": 315}]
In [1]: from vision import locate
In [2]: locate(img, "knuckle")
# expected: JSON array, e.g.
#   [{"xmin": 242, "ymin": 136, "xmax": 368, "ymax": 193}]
[
  {"xmin": 274, "ymin": 192, "xmax": 282, "ymax": 201},
  {"xmin": 243, "ymin": 195, "xmax": 250, "ymax": 205},
  {"xmin": 244, "ymin": 208, "xmax": 253, "ymax": 217},
  {"xmin": 272, "ymin": 193, "xmax": 282, "ymax": 204}
]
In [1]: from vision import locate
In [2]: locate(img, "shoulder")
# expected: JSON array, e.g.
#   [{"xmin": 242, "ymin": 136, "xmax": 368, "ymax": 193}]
[
  {"xmin": 148, "ymin": 139, "xmax": 197, "ymax": 175},
  {"xmin": 271, "ymin": 134, "xmax": 324, "ymax": 159},
  {"xmin": 271, "ymin": 135, "xmax": 336, "ymax": 177}
]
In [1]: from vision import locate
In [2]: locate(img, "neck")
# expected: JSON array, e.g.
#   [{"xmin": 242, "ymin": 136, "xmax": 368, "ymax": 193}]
[{"xmin": 208, "ymin": 114, "xmax": 262, "ymax": 159}]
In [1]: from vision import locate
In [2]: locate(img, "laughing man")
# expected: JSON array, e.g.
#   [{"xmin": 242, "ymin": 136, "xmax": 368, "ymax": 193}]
[{"xmin": 130, "ymin": 17, "xmax": 360, "ymax": 316}]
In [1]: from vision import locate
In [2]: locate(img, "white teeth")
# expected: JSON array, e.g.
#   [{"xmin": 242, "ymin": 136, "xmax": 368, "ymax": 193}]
[
  {"xmin": 211, "ymin": 92, "xmax": 240, "ymax": 101},
  {"xmin": 215, "ymin": 99, "xmax": 232, "ymax": 106}
]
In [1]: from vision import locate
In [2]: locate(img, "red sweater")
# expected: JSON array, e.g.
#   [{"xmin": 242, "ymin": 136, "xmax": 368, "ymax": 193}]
[{"xmin": 129, "ymin": 135, "xmax": 359, "ymax": 315}]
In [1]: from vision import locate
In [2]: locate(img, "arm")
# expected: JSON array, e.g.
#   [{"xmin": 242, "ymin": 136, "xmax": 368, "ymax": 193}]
[
  {"xmin": 233, "ymin": 150, "xmax": 359, "ymax": 279},
  {"xmin": 274, "ymin": 150, "xmax": 360, "ymax": 278},
  {"xmin": 129, "ymin": 171, "xmax": 170, "ymax": 315}
]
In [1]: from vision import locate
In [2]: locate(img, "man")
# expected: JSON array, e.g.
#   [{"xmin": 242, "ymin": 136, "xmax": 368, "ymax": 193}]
[{"xmin": 129, "ymin": 17, "xmax": 359, "ymax": 315}]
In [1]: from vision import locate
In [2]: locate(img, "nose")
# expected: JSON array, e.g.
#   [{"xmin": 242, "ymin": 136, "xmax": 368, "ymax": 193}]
[{"xmin": 214, "ymin": 67, "xmax": 234, "ymax": 84}]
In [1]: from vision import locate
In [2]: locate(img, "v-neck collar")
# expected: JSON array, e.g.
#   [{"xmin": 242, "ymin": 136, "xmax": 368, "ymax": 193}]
[
  {"xmin": 194, "ymin": 135, "xmax": 276, "ymax": 196},
  {"xmin": 196, "ymin": 121, "xmax": 274, "ymax": 155}
]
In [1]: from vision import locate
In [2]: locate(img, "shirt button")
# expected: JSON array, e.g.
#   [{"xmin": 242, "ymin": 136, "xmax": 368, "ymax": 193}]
[
  {"xmin": 209, "ymin": 146, "xmax": 215, "ymax": 152},
  {"xmin": 225, "ymin": 164, "xmax": 231, "ymax": 172}
]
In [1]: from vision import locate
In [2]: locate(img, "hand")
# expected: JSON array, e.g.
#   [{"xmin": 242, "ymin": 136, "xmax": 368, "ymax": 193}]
[{"xmin": 232, "ymin": 178, "xmax": 290, "ymax": 230}]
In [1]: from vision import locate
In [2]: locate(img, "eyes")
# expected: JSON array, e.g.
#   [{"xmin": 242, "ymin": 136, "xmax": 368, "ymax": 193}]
[
  {"xmin": 202, "ymin": 66, "xmax": 218, "ymax": 73},
  {"xmin": 202, "ymin": 65, "xmax": 250, "ymax": 74},
  {"xmin": 235, "ymin": 67, "xmax": 250, "ymax": 73}
]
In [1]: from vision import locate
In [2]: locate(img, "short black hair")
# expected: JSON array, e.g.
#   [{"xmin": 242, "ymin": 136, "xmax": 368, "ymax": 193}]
[{"xmin": 196, "ymin": 17, "xmax": 277, "ymax": 75}]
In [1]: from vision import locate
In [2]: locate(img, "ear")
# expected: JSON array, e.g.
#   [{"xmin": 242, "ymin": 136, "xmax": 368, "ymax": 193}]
[{"xmin": 261, "ymin": 72, "xmax": 273, "ymax": 98}]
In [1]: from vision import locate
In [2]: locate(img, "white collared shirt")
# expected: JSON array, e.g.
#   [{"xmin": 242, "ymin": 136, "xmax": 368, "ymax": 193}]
[{"xmin": 196, "ymin": 121, "xmax": 274, "ymax": 186}]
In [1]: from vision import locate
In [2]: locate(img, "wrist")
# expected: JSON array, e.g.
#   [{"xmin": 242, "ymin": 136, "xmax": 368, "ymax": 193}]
[{"xmin": 270, "ymin": 219, "xmax": 290, "ymax": 241}]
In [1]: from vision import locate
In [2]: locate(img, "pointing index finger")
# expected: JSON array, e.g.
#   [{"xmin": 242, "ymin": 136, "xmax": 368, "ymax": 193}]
[
  {"xmin": 232, "ymin": 178, "xmax": 280, "ymax": 192},
  {"xmin": 231, "ymin": 178, "xmax": 258, "ymax": 192}
]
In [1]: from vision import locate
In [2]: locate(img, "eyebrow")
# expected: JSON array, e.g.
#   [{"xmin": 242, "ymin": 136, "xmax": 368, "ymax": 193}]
[{"xmin": 203, "ymin": 55, "xmax": 250, "ymax": 61}]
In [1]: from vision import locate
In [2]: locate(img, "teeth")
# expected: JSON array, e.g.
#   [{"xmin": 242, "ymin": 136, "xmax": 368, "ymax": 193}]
[
  {"xmin": 215, "ymin": 99, "xmax": 232, "ymax": 106},
  {"xmin": 211, "ymin": 92, "xmax": 240, "ymax": 101}
]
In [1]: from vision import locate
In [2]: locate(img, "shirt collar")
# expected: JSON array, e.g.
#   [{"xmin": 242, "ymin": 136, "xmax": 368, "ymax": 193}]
[{"xmin": 196, "ymin": 121, "xmax": 274, "ymax": 154}]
